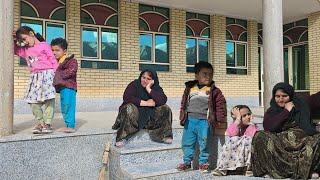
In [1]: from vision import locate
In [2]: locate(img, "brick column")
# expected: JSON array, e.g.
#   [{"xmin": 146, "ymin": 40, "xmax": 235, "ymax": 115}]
[
  {"xmin": 211, "ymin": 15, "xmax": 226, "ymax": 87},
  {"xmin": 247, "ymin": 20, "xmax": 259, "ymax": 92},
  {"xmin": 66, "ymin": 0, "xmax": 81, "ymax": 63},
  {"xmin": 13, "ymin": 0, "xmax": 29, "ymax": 99},
  {"xmin": 308, "ymin": 12, "xmax": 320, "ymax": 94},
  {"xmin": 119, "ymin": 0, "xmax": 139, "ymax": 72},
  {"xmin": 0, "ymin": 0, "xmax": 14, "ymax": 136},
  {"xmin": 170, "ymin": 9, "xmax": 186, "ymax": 75}
]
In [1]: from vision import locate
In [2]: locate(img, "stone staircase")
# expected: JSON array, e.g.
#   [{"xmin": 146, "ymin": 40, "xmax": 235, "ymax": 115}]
[
  {"xmin": 108, "ymin": 114, "xmax": 265, "ymax": 180},
  {"xmin": 108, "ymin": 128, "xmax": 265, "ymax": 180}
]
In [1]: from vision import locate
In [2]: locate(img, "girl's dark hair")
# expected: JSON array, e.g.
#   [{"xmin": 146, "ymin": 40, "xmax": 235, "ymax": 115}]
[
  {"xmin": 51, "ymin": 38, "xmax": 68, "ymax": 50},
  {"xmin": 231, "ymin": 105, "xmax": 252, "ymax": 119},
  {"xmin": 16, "ymin": 26, "xmax": 45, "ymax": 42}
]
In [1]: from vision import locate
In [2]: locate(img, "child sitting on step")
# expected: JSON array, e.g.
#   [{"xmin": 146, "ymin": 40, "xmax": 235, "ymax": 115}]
[
  {"xmin": 212, "ymin": 105, "xmax": 258, "ymax": 176},
  {"xmin": 177, "ymin": 62, "xmax": 227, "ymax": 173}
]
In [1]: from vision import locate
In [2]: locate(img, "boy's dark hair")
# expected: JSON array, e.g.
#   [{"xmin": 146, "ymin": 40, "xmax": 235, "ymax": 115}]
[
  {"xmin": 51, "ymin": 38, "xmax": 68, "ymax": 50},
  {"xmin": 194, "ymin": 61, "xmax": 213, "ymax": 74},
  {"xmin": 16, "ymin": 26, "xmax": 45, "ymax": 42}
]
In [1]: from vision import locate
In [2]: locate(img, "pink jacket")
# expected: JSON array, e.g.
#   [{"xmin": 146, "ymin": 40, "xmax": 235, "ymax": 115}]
[
  {"xmin": 14, "ymin": 42, "xmax": 58, "ymax": 73},
  {"xmin": 226, "ymin": 122, "xmax": 258, "ymax": 137}
]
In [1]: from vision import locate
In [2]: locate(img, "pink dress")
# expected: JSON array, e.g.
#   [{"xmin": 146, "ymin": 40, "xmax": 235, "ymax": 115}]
[
  {"xmin": 216, "ymin": 122, "xmax": 259, "ymax": 171},
  {"xmin": 14, "ymin": 42, "xmax": 58, "ymax": 103}
]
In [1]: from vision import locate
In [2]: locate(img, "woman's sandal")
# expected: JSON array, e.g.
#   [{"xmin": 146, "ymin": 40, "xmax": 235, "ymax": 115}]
[
  {"xmin": 162, "ymin": 137, "xmax": 173, "ymax": 144},
  {"xmin": 311, "ymin": 172, "xmax": 319, "ymax": 179},
  {"xmin": 115, "ymin": 140, "xmax": 126, "ymax": 148}
]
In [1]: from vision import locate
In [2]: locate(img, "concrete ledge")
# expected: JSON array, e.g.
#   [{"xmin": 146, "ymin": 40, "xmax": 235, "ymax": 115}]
[
  {"xmin": 0, "ymin": 131, "xmax": 113, "ymax": 180},
  {"xmin": 14, "ymin": 96, "xmax": 260, "ymax": 114},
  {"xmin": 0, "ymin": 128, "xmax": 114, "ymax": 143}
]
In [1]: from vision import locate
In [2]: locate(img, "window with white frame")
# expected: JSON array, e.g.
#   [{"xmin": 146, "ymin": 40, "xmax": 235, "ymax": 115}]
[
  {"xmin": 20, "ymin": 0, "xmax": 66, "ymax": 65},
  {"xmin": 226, "ymin": 17, "xmax": 248, "ymax": 75},
  {"xmin": 139, "ymin": 4, "xmax": 170, "ymax": 72},
  {"xmin": 80, "ymin": 0, "xmax": 119, "ymax": 70},
  {"xmin": 186, "ymin": 12, "xmax": 210, "ymax": 72}
]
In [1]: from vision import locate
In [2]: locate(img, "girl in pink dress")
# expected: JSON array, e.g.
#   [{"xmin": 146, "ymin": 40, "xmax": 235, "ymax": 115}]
[{"xmin": 212, "ymin": 105, "xmax": 258, "ymax": 176}]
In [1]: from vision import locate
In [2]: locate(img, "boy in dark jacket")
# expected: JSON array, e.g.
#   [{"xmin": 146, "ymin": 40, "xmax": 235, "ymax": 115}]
[
  {"xmin": 177, "ymin": 62, "xmax": 227, "ymax": 173},
  {"xmin": 51, "ymin": 38, "xmax": 78, "ymax": 133}
]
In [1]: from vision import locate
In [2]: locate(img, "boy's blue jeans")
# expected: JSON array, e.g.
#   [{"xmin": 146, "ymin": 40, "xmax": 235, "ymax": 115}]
[
  {"xmin": 182, "ymin": 117, "xmax": 210, "ymax": 165},
  {"xmin": 60, "ymin": 88, "xmax": 76, "ymax": 128}
]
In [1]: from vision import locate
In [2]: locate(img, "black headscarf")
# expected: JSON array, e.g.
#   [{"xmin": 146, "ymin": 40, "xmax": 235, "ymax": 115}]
[
  {"xmin": 134, "ymin": 69, "xmax": 161, "ymax": 129},
  {"xmin": 269, "ymin": 82, "xmax": 317, "ymax": 135}
]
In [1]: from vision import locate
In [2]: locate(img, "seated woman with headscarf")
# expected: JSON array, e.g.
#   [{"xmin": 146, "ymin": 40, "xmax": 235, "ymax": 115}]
[
  {"xmin": 112, "ymin": 69, "xmax": 173, "ymax": 147},
  {"xmin": 251, "ymin": 82, "xmax": 320, "ymax": 179}
]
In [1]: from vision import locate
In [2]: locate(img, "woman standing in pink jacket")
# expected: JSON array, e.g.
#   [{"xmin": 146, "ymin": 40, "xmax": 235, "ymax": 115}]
[
  {"xmin": 212, "ymin": 105, "xmax": 258, "ymax": 176},
  {"xmin": 14, "ymin": 26, "xmax": 58, "ymax": 134}
]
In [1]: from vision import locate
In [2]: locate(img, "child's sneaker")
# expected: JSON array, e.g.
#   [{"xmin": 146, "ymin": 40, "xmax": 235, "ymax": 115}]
[
  {"xmin": 199, "ymin": 163, "xmax": 210, "ymax": 173},
  {"xmin": 32, "ymin": 124, "xmax": 43, "ymax": 134},
  {"xmin": 176, "ymin": 163, "xmax": 191, "ymax": 171},
  {"xmin": 42, "ymin": 124, "xmax": 53, "ymax": 134}
]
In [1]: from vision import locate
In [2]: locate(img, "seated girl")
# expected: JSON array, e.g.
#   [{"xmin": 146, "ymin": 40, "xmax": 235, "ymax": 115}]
[{"xmin": 212, "ymin": 105, "xmax": 258, "ymax": 176}]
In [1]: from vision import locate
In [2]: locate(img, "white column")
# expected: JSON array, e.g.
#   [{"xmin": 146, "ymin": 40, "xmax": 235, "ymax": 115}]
[
  {"xmin": 0, "ymin": 0, "xmax": 14, "ymax": 136},
  {"xmin": 262, "ymin": 0, "xmax": 284, "ymax": 110}
]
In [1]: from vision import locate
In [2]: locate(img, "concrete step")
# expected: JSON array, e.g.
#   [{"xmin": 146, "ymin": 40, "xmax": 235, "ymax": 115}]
[
  {"xmin": 111, "ymin": 128, "xmax": 183, "ymax": 145},
  {"xmin": 123, "ymin": 159, "xmax": 185, "ymax": 179},
  {"xmin": 110, "ymin": 129, "xmax": 183, "ymax": 167},
  {"xmin": 0, "ymin": 130, "xmax": 113, "ymax": 180},
  {"xmin": 109, "ymin": 128, "xmax": 230, "ymax": 179},
  {"xmin": 123, "ymin": 159, "xmax": 266, "ymax": 180}
]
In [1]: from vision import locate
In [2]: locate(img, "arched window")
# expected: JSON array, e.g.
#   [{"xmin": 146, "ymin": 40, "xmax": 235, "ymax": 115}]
[
  {"xmin": 185, "ymin": 12, "xmax": 210, "ymax": 72},
  {"xmin": 19, "ymin": 0, "xmax": 66, "ymax": 65},
  {"xmin": 139, "ymin": 4, "xmax": 170, "ymax": 72},
  {"xmin": 226, "ymin": 17, "xmax": 248, "ymax": 75},
  {"xmin": 80, "ymin": 0, "xmax": 119, "ymax": 70}
]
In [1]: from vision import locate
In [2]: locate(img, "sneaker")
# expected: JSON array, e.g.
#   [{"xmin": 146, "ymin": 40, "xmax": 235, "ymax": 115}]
[
  {"xmin": 42, "ymin": 124, "xmax": 53, "ymax": 134},
  {"xmin": 199, "ymin": 163, "xmax": 210, "ymax": 173},
  {"xmin": 32, "ymin": 124, "xmax": 43, "ymax": 134},
  {"xmin": 211, "ymin": 168, "xmax": 227, "ymax": 176},
  {"xmin": 176, "ymin": 163, "xmax": 192, "ymax": 171}
]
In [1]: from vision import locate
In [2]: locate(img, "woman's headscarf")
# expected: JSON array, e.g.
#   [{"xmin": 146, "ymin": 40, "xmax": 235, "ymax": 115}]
[
  {"xmin": 135, "ymin": 69, "xmax": 161, "ymax": 101},
  {"xmin": 134, "ymin": 69, "xmax": 162, "ymax": 129},
  {"xmin": 269, "ymin": 82, "xmax": 317, "ymax": 135}
]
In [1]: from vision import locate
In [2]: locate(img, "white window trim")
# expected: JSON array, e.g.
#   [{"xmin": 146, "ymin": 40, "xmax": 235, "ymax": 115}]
[
  {"xmin": 139, "ymin": 31, "xmax": 170, "ymax": 65},
  {"xmin": 186, "ymin": 36, "xmax": 210, "ymax": 68},
  {"xmin": 226, "ymin": 40, "xmax": 248, "ymax": 70},
  {"xmin": 81, "ymin": 25, "xmax": 119, "ymax": 64},
  {"xmin": 21, "ymin": 17, "xmax": 67, "ymax": 41}
]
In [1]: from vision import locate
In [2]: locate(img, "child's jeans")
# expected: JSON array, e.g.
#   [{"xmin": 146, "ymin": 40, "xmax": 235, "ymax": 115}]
[
  {"xmin": 60, "ymin": 87, "xmax": 77, "ymax": 128},
  {"xmin": 182, "ymin": 117, "xmax": 210, "ymax": 165},
  {"xmin": 30, "ymin": 98, "xmax": 55, "ymax": 124}
]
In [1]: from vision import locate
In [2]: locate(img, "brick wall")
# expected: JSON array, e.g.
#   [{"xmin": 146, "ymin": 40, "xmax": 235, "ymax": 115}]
[
  {"xmin": 308, "ymin": 12, "xmax": 320, "ymax": 94},
  {"xmin": 211, "ymin": 16, "xmax": 259, "ymax": 97},
  {"xmin": 13, "ymin": 0, "xmax": 29, "ymax": 99},
  {"xmin": 13, "ymin": 0, "xmax": 260, "ymax": 101}
]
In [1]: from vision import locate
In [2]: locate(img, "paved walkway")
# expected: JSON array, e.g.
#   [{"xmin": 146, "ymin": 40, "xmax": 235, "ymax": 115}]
[{"xmin": 12, "ymin": 107, "xmax": 264, "ymax": 136}]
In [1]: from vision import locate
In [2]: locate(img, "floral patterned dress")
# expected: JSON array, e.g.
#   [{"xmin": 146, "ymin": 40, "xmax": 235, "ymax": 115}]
[{"xmin": 216, "ymin": 123, "xmax": 258, "ymax": 171}]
